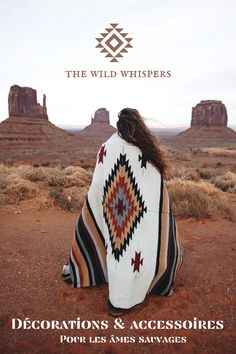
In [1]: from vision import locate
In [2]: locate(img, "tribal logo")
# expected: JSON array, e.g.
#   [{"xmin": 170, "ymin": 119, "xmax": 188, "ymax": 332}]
[
  {"xmin": 103, "ymin": 154, "xmax": 147, "ymax": 261},
  {"xmin": 95, "ymin": 23, "xmax": 133, "ymax": 62}
]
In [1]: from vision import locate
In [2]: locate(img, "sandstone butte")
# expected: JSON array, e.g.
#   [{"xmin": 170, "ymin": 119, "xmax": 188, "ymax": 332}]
[
  {"xmin": 0, "ymin": 86, "xmax": 116, "ymax": 147},
  {"xmin": 77, "ymin": 107, "xmax": 117, "ymax": 138},
  {"xmin": 0, "ymin": 85, "xmax": 78, "ymax": 147},
  {"xmin": 177, "ymin": 100, "xmax": 236, "ymax": 142}
]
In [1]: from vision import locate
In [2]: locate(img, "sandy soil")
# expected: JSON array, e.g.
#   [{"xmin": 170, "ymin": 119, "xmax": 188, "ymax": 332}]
[{"xmin": 0, "ymin": 205, "xmax": 235, "ymax": 354}]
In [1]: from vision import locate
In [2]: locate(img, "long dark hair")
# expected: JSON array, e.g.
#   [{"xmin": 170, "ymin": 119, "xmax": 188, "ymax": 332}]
[{"xmin": 116, "ymin": 108, "xmax": 168, "ymax": 175}]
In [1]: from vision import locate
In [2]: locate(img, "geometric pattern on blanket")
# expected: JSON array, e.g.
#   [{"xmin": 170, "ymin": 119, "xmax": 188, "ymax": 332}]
[{"xmin": 103, "ymin": 153, "xmax": 147, "ymax": 261}]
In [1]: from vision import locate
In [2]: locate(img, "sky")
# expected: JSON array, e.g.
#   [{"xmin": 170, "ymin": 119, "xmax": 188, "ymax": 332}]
[{"xmin": 0, "ymin": 0, "xmax": 235, "ymax": 128}]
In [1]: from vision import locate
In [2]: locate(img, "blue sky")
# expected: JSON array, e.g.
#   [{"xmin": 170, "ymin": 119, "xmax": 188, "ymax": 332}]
[{"xmin": 0, "ymin": 0, "xmax": 235, "ymax": 128}]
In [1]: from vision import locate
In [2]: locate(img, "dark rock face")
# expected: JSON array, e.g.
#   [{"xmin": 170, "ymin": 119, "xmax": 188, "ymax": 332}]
[
  {"xmin": 92, "ymin": 108, "xmax": 109, "ymax": 124},
  {"xmin": 191, "ymin": 100, "xmax": 227, "ymax": 127},
  {"xmin": 8, "ymin": 85, "xmax": 48, "ymax": 119}
]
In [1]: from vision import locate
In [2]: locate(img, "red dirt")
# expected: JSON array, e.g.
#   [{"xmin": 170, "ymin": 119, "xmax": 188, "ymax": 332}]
[{"xmin": 0, "ymin": 206, "xmax": 235, "ymax": 354}]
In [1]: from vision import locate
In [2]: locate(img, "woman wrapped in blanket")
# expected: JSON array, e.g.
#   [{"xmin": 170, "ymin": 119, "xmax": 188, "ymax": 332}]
[{"xmin": 62, "ymin": 108, "xmax": 183, "ymax": 316}]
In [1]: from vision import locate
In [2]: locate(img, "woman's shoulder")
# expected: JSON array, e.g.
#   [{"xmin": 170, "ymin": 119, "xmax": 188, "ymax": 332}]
[{"xmin": 104, "ymin": 133, "xmax": 135, "ymax": 148}]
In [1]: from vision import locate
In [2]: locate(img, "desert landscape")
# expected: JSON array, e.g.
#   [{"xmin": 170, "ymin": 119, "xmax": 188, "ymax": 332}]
[{"xmin": 0, "ymin": 86, "xmax": 236, "ymax": 353}]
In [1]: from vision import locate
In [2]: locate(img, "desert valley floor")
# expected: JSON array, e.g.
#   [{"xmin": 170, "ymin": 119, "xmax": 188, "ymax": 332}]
[
  {"xmin": 0, "ymin": 119, "xmax": 236, "ymax": 354},
  {"xmin": 0, "ymin": 136, "xmax": 236, "ymax": 353},
  {"xmin": 0, "ymin": 205, "xmax": 235, "ymax": 354}
]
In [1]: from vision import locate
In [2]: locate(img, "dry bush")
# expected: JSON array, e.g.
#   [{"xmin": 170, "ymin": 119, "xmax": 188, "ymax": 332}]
[
  {"xmin": 0, "ymin": 163, "xmax": 235, "ymax": 221},
  {"xmin": 167, "ymin": 179, "xmax": 236, "ymax": 222},
  {"xmin": 213, "ymin": 172, "xmax": 236, "ymax": 193},
  {"xmin": 50, "ymin": 186, "xmax": 88, "ymax": 212},
  {"xmin": 47, "ymin": 166, "xmax": 92, "ymax": 188},
  {"xmin": 0, "ymin": 175, "xmax": 12, "ymax": 190},
  {"xmin": 48, "ymin": 176, "xmax": 68, "ymax": 187},
  {"xmin": 20, "ymin": 166, "xmax": 49, "ymax": 182},
  {"xmin": 47, "ymin": 173, "xmax": 90, "ymax": 188},
  {"xmin": 0, "ymin": 180, "xmax": 39, "ymax": 204},
  {"xmin": 214, "ymin": 198, "xmax": 236, "ymax": 222},
  {"xmin": 50, "ymin": 188, "xmax": 72, "ymax": 210},
  {"xmin": 169, "ymin": 166, "xmax": 199, "ymax": 181},
  {"xmin": 0, "ymin": 164, "xmax": 91, "ymax": 209},
  {"xmin": 64, "ymin": 166, "xmax": 84, "ymax": 175},
  {"xmin": 198, "ymin": 168, "xmax": 225, "ymax": 180},
  {"xmin": 202, "ymin": 147, "xmax": 236, "ymax": 157},
  {"xmin": 0, "ymin": 164, "xmax": 40, "ymax": 204},
  {"xmin": 62, "ymin": 186, "xmax": 88, "ymax": 211},
  {"xmin": 0, "ymin": 164, "xmax": 48, "ymax": 185},
  {"xmin": 45, "ymin": 166, "xmax": 91, "ymax": 210},
  {"xmin": 0, "ymin": 164, "xmax": 23, "ymax": 189},
  {"xmin": 167, "ymin": 179, "xmax": 214, "ymax": 218}
]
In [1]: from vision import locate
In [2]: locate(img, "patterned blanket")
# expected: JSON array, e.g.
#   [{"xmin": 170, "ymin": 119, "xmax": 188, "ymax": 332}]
[{"xmin": 63, "ymin": 133, "xmax": 183, "ymax": 309}]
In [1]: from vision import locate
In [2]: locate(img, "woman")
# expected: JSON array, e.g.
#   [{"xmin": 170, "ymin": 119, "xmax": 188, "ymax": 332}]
[{"xmin": 62, "ymin": 108, "xmax": 183, "ymax": 315}]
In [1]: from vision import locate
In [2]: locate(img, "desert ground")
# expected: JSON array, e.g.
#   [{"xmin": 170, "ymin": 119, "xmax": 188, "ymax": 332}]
[{"xmin": 0, "ymin": 137, "xmax": 236, "ymax": 353}]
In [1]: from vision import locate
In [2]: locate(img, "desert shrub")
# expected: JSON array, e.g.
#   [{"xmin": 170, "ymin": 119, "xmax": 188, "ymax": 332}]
[
  {"xmin": 47, "ymin": 166, "xmax": 92, "ymax": 188},
  {"xmin": 0, "ymin": 175, "xmax": 11, "ymax": 190},
  {"xmin": 0, "ymin": 180, "xmax": 39, "ymax": 204},
  {"xmin": 63, "ymin": 186, "xmax": 88, "ymax": 211},
  {"xmin": 0, "ymin": 164, "xmax": 48, "ymax": 183},
  {"xmin": 20, "ymin": 166, "xmax": 48, "ymax": 182},
  {"xmin": 202, "ymin": 147, "xmax": 236, "ymax": 157},
  {"xmin": 48, "ymin": 176, "xmax": 67, "ymax": 187},
  {"xmin": 169, "ymin": 166, "xmax": 199, "ymax": 181},
  {"xmin": 213, "ymin": 172, "xmax": 236, "ymax": 193},
  {"xmin": 198, "ymin": 169, "xmax": 215, "ymax": 180},
  {"xmin": 50, "ymin": 187, "xmax": 87, "ymax": 211},
  {"xmin": 64, "ymin": 166, "xmax": 84, "ymax": 175},
  {"xmin": 50, "ymin": 188, "xmax": 72, "ymax": 210},
  {"xmin": 0, "ymin": 164, "xmax": 40, "ymax": 204},
  {"xmin": 167, "ymin": 179, "xmax": 236, "ymax": 222},
  {"xmin": 0, "ymin": 164, "xmax": 91, "ymax": 209},
  {"xmin": 0, "ymin": 164, "xmax": 92, "ymax": 210},
  {"xmin": 214, "ymin": 198, "xmax": 236, "ymax": 222},
  {"xmin": 167, "ymin": 179, "xmax": 213, "ymax": 218},
  {"xmin": 48, "ymin": 173, "xmax": 91, "ymax": 188},
  {"xmin": 198, "ymin": 168, "xmax": 225, "ymax": 180}
]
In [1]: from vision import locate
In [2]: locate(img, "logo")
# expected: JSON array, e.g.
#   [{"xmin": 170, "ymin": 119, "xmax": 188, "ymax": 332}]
[{"xmin": 95, "ymin": 23, "xmax": 133, "ymax": 62}]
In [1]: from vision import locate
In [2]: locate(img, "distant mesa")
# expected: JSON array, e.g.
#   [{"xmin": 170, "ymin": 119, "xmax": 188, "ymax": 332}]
[
  {"xmin": 177, "ymin": 99, "xmax": 236, "ymax": 142},
  {"xmin": 0, "ymin": 84, "xmax": 76, "ymax": 146},
  {"xmin": 9, "ymin": 85, "xmax": 48, "ymax": 120},
  {"xmin": 92, "ymin": 108, "xmax": 110, "ymax": 124},
  {"xmin": 78, "ymin": 108, "xmax": 116, "ymax": 138},
  {"xmin": 191, "ymin": 100, "xmax": 227, "ymax": 127}
]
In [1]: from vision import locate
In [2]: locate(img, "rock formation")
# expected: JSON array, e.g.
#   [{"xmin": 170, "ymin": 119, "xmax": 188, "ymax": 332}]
[
  {"xmin": 191, "ymin": 100, "xmax": 227, "ymax": 127},
  {"xmin": 177, "ymin": 99, "xmax": 236, "ymax": 143},
  {"xmin": 92, "ymin": 108, "xmax": 110, "ymax": 124},
  {"xmin": 78, "ymin": 108, "xmax": 116, "ymax": 138},
  {"xmin": 8, "ymin": 85, "xmax": 48, "ymax": 119},
  {"xmin": 0, "ymin": 85, "xmax": 78, "ymax": 150}
]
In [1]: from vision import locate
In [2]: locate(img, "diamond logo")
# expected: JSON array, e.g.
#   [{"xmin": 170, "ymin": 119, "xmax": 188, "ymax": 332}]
[
  {"xmin": 96, "ymin": 23, "xmax": 133, "ymax": 62},
  {"xmin": 103, "ymin": 154, "xmax": 147, "ymax": 261}
]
